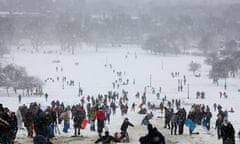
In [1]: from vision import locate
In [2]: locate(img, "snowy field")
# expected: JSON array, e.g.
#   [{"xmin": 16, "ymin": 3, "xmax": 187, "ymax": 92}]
[{"xmin": 1, "ymin": 45, "xmax": 240, "ymax": 144}]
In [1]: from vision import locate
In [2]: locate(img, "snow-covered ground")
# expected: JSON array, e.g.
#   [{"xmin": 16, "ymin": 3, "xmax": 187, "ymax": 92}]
[{"xmin": 1, "ymin": 45, "xmax": 240, "ymax": 144}]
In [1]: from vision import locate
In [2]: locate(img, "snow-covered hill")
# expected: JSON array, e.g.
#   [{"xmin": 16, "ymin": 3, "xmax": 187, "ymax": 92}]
[{"xmin": 1, "ymin": 45, "xmax": 239, "ymax": 144}]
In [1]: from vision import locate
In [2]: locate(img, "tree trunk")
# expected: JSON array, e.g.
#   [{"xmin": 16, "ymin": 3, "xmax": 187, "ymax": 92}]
[
  {"xmin": 224, "ymin": 77, "xmax": 227, "ymax": 90},
  {"xmin": 6, "ymin": 87, "xmax": 9, "ymax": 97}
]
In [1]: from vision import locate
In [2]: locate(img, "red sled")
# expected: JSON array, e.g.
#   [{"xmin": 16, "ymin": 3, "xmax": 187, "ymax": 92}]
[{"xmin": 81, "ymin": 119, "xmax": 88, "ymax": 129}]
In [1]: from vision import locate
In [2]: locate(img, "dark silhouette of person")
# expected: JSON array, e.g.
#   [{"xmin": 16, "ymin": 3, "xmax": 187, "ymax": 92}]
[
  {"xmin": 95, "ymin": 131, "xmax": 119, "ymax": 144},
  {"xmin": 139, "ymin": 123, "xmax": 165, "ymax": 144}
]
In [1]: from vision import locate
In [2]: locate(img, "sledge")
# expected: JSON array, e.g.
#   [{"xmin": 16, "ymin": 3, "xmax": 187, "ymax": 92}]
[
  {"xmin": 185, "ymin": 118, "xmax": 196, "ymax": 131},
  {"xmin": 81, "ymin": 119, "xmax": 88, "ymax": 129}
]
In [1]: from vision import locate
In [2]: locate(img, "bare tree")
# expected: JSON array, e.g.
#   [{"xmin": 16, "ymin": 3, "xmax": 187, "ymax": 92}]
[{"xmin": 189, "ymin": 62, "xmax": 201, "ymax": 75}]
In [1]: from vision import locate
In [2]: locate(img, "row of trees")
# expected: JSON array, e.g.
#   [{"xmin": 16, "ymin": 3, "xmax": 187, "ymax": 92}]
[
  {"xmin": 0, "ymin": 64, "xmax": 43, "ymax": 96},
  {"xmin": 142, "ymin": 4, "xmax": 240, "ymax": 55},
  {"xmin": 187, "ymin": 39, "xmax": 240, "ymax": 88},
  {"xmin": 1, "ymin": 1, "xmax": 240, "ymax": 55},
  {"xmin": 205, "ymin": 42, "xmax": 240, "ymax": 88}
]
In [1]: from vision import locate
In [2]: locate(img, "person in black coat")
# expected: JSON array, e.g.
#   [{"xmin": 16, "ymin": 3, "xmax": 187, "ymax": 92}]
[
  {"xmin": 73, "ymin": 107, "xmax": 86, "ymax": 136},
  {"xmin": 0, "ymin": 106, "xmax": 10, "ymax": 144},
  {"xmin": 120, "ymin": 118, "xmax": 134, "ymax": 142},
  {"xmin": 221, "ymin": 118, "xmax": 235, "ymax": 144},
  {"xmin": 139, "ymin": 123, "xmax": 165, "ymax": 144},
  {"xmin": 24, "ymin": 108, "xmax": 34, "ymax": 138},
  {"xmin": 33, "ymin": 105, "xmax": 52, "ymax": 144},
  {"xmin": 6, "ymin": 111, "xmax": 18, "ymax": 144}
]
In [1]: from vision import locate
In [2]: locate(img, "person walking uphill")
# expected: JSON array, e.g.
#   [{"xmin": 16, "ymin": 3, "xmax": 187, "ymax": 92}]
[
  {"xmin": 95, "ymin": 107, "xmax": 106, "ymax": 137},
  {"xmin": 120, "ymin": 118, "xmax": 134, "ymax": 142},
  {"xmin": 220, "ymin": 117, "xmax": 235, "ymax": 144}
]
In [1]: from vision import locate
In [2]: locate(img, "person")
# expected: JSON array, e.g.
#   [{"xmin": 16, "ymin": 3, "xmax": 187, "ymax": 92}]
[
  {"xmin": 170, "ymin": 112, "xmax": 178, "ymax": 135},
  {"xmin": 0, "ymin": 105, "xmax": 10, "ymax": 144},
  {"xmin": 88, "ymin": 107, "xmax": 96, "ymax": 132},
  {"xmin": 16, "ymin": 107, "xmax": 23, "ymax": 130},
  {"xmin": 105, "ymin": 107, "xmax": 111, "ymax": 124},
  {"xmin": 24, "ymin": 108, "xmax": 34, "ymax": 138},
  {"xmin": 120, "ymin": 118, "xmax": 134, "ymax": 142},
  {"xmin": 60, "ymin": 108, "xmax": 70, "ymax": 133},
  {"xmin": 220, "ymin": 117, "xmax": 235, "ymax": 144},
  {"xmin": 18, "ymin": 94, "xmax": 22, "ymax": 104},
  {"xmin": 45, "ymin": 93, "xmax": 48, "ymax": 102},
  {"xmin": 177, "ymin": 108, "xmax": 186, "ymax": 135},
  {"xmin": 95, "ymin": 131, "xmax": 119, "ymax": 144},
  {"xmin": 164, "ymin": 107, "xmax": 171, "ymax": 129},
  {"xmin": 114, "ymin": 132, "xmax": 128, "ymax": 143},
  {"xmin": 141, "ymin": 112, "xmax": 153, "ymax": 126},
  {"xmin": 139, "ymin": 123, "xmax": 165, "ymax": 144},
  {"xmin": 7, "ymin": 111, "xmax": 18, "ymax": 144},
  {"xmin": 33, "ymin": 104, "xmax": 52, "ymax": 144},
  {"xmin": 73, "ymin": 106, "xmax": 86, "ymax": 136},
  {"xmin": 187, "ymin": 110, "xmax": 195, "ymax": 135},
  {"xmin": 205, "ymin": 109, "xmax": 212, "ymax": 131},
  {"xmin": 95, "ymin": 107, "xmax": 106, "ymax": 137},
  {"xmin": 238, "ymin": 130, "xmax": 240, "ymax": 142},
  {"xmin": 216, "ymin": 114, "xmax": 223, "ymax": 139}
]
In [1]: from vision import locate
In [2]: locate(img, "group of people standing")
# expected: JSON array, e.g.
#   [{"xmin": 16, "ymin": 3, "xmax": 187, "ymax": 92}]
[{"xmin": 0, "ymin": 104, "xmax": 18, "ymax": 144}]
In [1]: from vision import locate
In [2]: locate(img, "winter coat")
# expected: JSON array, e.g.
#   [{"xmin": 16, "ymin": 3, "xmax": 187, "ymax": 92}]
[
  {"xmin": 170, "ymin": 113, "xmax": 178, "ymax": 125},
  {"xmin": 120, "ymin": 120, "xmax": 134, "ymax": 132},
  {"xmin": 0, "ymin": 111, "xmax": 10, "ymax": 134},
  {"xmin": 34, "ymin": 109, "xmax": 50, "ymax": 137},
  {"xmin": 60, "ymin": 111, "xmax": 70, "ymax": 122},
  {"xmin": 74, "ymin": 109, "xmax": 86, "ymax": 127},
  {"xmin": 95, "ymin": 110, "xmax": 105, "ymax": 121},
  {"xmin": 221, "ymin": 122, "xmax": 235, "ymax": 144},
  {"xmin": 24, "ymin": 110, "xmax": 33, "ymax": 127},
  {"xmin": 205, "ymin": 111, "xmax": 212, "ymax": 121},
  {"xmin": 88, "ymin": 111, "xmax": 96, "ymax": 121},
  {"xmin": 7, "ymin": 113, "xmax": 18, "ymax": 141},
  {"xmin": 139, "ymin": 125, "xmax": 165, "ymax": 144}
]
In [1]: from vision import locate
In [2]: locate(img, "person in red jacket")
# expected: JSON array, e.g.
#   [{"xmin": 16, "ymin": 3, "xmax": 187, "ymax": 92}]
[{"xmin": 95, "ymin": 107, "xmax": 105, "ymax": 137}]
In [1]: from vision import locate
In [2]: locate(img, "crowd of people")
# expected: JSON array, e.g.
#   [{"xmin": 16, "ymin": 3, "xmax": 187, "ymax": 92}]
[{"xmin": 1, "ymin": 92, "xmax": 238, "ymax": 144}]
